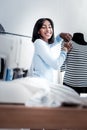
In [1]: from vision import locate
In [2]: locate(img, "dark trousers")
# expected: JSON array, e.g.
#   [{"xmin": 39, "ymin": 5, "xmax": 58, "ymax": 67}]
[{"xmin": 63, "ymin": 82, "xmax": 87, "ymax": 94}]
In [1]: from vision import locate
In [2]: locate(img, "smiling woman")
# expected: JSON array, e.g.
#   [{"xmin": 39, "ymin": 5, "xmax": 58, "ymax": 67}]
[
  {"xmin": 0, "ymin": 1, "xmax": 87, "ymax": 130},
  {"xmin": 31, "ymin": 18, "xmax": 72, "ymax": 83}
]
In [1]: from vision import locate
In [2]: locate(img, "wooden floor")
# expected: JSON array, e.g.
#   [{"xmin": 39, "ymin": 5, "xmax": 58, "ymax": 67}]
[{"xmin": 0, "ymin": 104, "xmax": 87, "ymax": 130}]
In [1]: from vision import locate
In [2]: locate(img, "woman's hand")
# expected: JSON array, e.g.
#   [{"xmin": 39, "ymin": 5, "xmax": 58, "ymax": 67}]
[
  {"xmin": 62, "ymin": 42, "xmax": 72, "ymax": 52},
  {"xmin": 60, "ymin": 33, "xmax": 72, "ymax": 42}
]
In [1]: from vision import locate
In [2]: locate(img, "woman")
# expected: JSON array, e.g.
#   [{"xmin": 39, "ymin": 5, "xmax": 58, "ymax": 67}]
[{"xmin": 31, "ymin": 18, "xmax": 72, "ymax": 82}]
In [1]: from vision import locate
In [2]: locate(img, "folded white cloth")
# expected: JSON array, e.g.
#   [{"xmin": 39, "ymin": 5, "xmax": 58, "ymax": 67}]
[
  {"xmin": 0, "ymin": 81, "xmax": 31, "ymax": 103},
  {"xmin": 25, "ymin": 82, "xmax": 85, "ymax": 107},
  {"xmin": 0, "ymin": 77, "xmax": 50, "ymax": 104},
  {"xmin": 0, "ymin": 77, "xmax": 87, "ymax": 107}
]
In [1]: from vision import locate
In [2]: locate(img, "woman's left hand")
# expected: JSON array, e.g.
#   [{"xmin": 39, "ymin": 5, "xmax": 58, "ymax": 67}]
[{"xmin": 60, "ymin": 33, "xmax": 72, "ymax": 42}]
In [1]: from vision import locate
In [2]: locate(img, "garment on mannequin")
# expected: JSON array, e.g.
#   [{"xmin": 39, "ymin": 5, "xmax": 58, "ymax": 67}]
[
  {"xmin": 61, "ymin": 33, "xmax": 87, "ymax": 94},
  {"xmin": 72, "ymin": 32, "xmax": 87, "ymax": 45}
]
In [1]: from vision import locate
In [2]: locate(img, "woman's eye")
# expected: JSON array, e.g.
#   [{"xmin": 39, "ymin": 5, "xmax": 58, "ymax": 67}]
[
  {"xmin": 49, "ymin": 26, "xmax": 52, "ymax": 29},
  {"xmin": 41, "ymin": 26, "xmax": 52, "ymax": 29},
  {"xmin": 41, "ymin": 26, "xmax": 46, "ymax": 29}
]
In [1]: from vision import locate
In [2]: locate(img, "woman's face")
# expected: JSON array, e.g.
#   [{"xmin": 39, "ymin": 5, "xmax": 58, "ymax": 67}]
[{"xmin": 38, "ymin": 20, "xmax": 53, "ymax": 42}]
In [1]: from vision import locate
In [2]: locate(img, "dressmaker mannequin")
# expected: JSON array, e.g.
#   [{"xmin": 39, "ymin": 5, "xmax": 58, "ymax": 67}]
[
  {"xmin": 62, "ymin": 32, "xmax": 87, "ymax": 94},
  {"xmin": 72, "ymin": 32, "xmax": 87, "ymax": 45}
]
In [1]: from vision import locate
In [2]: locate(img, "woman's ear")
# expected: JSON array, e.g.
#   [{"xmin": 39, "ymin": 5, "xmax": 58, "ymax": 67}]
[{"xmin": 38, "ymin": 31, "xmax": 40, "ymax": 34}]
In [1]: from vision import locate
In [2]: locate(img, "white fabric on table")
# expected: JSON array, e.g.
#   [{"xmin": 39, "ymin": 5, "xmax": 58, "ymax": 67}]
[{"xmin": 0, "ymin": 77, "xmax": 87, "ymax": 107}]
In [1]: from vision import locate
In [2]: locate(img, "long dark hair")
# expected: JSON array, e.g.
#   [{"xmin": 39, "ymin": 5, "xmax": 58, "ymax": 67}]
[{"xmin": 32, "ymin": 18, "xmax": 54, "ymax": 44}]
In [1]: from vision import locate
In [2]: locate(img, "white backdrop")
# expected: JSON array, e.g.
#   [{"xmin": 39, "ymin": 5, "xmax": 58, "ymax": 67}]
[{"xmin": 0, "ymin": 0, "xmax": 87, "ymax": 40}]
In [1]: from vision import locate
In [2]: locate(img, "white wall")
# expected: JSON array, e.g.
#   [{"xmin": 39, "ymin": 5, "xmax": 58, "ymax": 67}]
[
  {"xmin": 0, "ymin": 0, "xmax": 87, "ymax": 40},
  {"xmin": 0, "ymin": 0, "xmax": 87, "ymax": 81}
]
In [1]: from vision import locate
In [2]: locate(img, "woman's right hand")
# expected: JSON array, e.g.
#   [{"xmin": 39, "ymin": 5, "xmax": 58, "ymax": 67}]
[{"xmin": 62, "ymin": 42, "xmax": 72, "ymax": 52}]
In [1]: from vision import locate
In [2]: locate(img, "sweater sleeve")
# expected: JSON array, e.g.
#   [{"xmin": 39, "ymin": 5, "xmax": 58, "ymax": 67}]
[
  {"xmin": 60, "ymin": 41, "xmax": 67, "ymax": 72},
  {"xmin": 50, "ymin": 34, "xmax": 62, "ymax": 48},
  {"xmin": 34, "ymin": 39, "xmax": 67, "ymax": 70}
]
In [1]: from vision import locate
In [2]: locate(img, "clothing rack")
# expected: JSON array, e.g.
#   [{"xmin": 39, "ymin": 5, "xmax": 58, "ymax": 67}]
[{"xmin": 0, "ymin": 31, "xmax": 32, "ymax": 38}]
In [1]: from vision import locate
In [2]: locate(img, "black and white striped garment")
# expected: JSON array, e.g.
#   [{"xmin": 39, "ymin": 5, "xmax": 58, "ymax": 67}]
[{"xmin": 61, "ymin": 41, "xmax": 87, "ymax": 88}]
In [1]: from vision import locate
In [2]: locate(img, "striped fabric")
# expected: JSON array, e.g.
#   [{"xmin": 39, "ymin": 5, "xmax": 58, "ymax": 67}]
[{"xmin": 61, "ymin": 41, "xmax": 87, "ymax": 87}]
